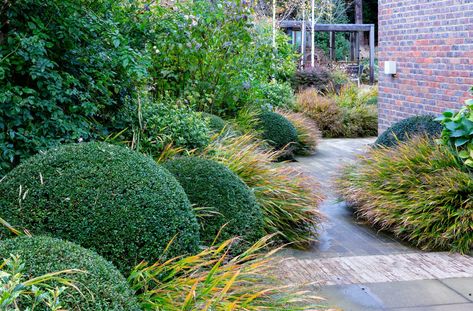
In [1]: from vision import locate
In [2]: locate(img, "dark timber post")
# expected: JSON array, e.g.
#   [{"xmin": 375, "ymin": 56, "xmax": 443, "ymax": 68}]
[
  {"xmin": 369, "ymin": 24, "xmax": 375, "ymax": 84},
  {"xmin": 355, "ymin": 32, "xmax": 360, "ymax": 63},
  {"xmin": 350, "ymin": 32, "xmax": 355, "ymax": 61},
  {"xmin": 329, "ymin": 31, "xmax": 336, "ymax": 60}
]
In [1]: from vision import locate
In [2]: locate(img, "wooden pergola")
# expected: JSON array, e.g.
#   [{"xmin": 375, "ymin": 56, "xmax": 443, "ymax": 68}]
[{"xmin": 279, "ymin": 22, "xmax": 375, "ymax": 84}]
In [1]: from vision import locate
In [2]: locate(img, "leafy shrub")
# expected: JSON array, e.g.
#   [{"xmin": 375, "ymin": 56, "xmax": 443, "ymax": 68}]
[
  {"xmin": 258, "ymin": 111, "xmax": 298, "ymax": 151},
  {"xmin": 129, "ymin": 236, "xmax": 321, "ymax": 310},
  {"xmin": 338, "ymin": 136, "xmax": 473, "ymax": 253},
  {"xmin": 436, "ymin": 93, "xmax": 473, "ymax": 167},
  {"xmin": 138, "ymin": 100, "xmax": 210, "ymax": 155},
  {"xmin": 296, "ymin": 88, "xmax": 345, "ymax": 138},
  {"xmin": 201, "ymin": 134, "xmax": 322, "ymax": 247},
  {"xmin": 131, "ymin": 1, "xmax": 297, "ymax": 116},
  {"xmin": 375, "ymin": 115, "xmax": 442, "ymax": 147},
  {"xmin": 202, "ymin": 112, "xmax": 227, "ymax": 133},
  {"xmin": 0, "ymin": 236, "xmax": 140, "ymax": 310},
  {"xmin": 0, "ymin": 142, "xmax": 200, "ymax": 272},
  {"xmin": 0, "ymin": 0, "xmax": 145, "ymax": 177},
  {"xmin": 292, "ymin": 66, "xmax": 333, "ymax": 92},
  {"xmin": 164, "ymin": 157, "xmax": 264, "ymax": 247},
  {"xmin": 276, "ymin": 109, "xmax": 320, "ymax": 155},
  {"xmin": 259, "ymin": 80, "xmax": 295, "ymax": 109}
]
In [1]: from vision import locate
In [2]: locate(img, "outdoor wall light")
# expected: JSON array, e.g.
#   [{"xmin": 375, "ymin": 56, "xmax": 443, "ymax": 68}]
[{"xmin": 384, "ymin": 61, "xmax": 397, "ymax": 76}]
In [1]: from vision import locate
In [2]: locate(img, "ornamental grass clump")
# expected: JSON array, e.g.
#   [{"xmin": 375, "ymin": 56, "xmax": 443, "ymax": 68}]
[
  {"xmin": 296, "ymin": 88, "xmax": 344, "ymax": 138},
  {"xmin": 0, "ymin": 142, "xmax": 200, "ymax": 273},
  {"xmin": 201, "ymin": 133, "xmax": 322, "ymax": 247},
  {"xmin": 128, "ymin": 235, "xmax": 323, "ymax": 310},
  {"xmin": 276, "ymin": 109, "xmax": 320, "ymax": 155},
  {"xmin": 338, "ymin": 136, "xmax": 473, "ymax": 253},
  {"xmin": 164, "ymin": 157, "xmax": 264, "ymax": 248},
  {"xmin": 0, "ymin": 236, "xmax": 140, "ymax": 310}
]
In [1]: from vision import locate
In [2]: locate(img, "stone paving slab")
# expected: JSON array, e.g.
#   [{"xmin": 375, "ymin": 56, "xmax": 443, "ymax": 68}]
[
  {"xmin": 277, "ymin": 138, "xmax": 473, "ymax": 311},
  {"xmin": 279, "ymin": 253, "xmax": 473, "ymax": 286},
  {"xmin": 315, "ymin": 278, "xmax": 473, "ymax": 310}
]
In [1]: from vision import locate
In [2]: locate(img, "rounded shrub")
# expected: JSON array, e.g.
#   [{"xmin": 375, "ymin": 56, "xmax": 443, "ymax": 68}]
[
  {"xmin": 164, "ymin": 157, "xmax": 264, "ymax": 247},
  {"xmin": 0, "ymin": 236, "xmax": 140, "ymax": 310},
  {"xmin": 202, "ymin": 112, "xmax": 227, "ymax": 133},
  {"xmin": 0, "ymin": 142, "xmax": 200, "ymax": 273},
  {"xmin": 258, "ymin": 111, "xmax": 298, "ymax": 150},
  {"xmin": 375, "ymin": 115, "xmax": 442, "ymax": 147}
]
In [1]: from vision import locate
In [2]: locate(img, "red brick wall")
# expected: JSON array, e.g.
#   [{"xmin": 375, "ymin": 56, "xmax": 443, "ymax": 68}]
[{"xmin": 378, "ymin": 0, "xmax": 473, "ymax": 132}]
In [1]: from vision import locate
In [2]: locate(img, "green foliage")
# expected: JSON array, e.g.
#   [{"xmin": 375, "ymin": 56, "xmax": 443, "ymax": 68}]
[
  {"xmin": 0, "ymin": 254, "xmax": 80, "ymax": 311},
  {"xmin": 0, "ymin": 142, "xmax": 200, "ymax": 273},
  {"xmin": 436, "ymin": 93, "xmax": 473, "ymax": 167},
  {"xmin": 202, "ymin": 112, "xmax": 227, "ymax": 133},
  {"xmin": 258, "ymin": 111, "xmax": 298, "ymax": 151},
  {"xmin": 0, "ymin": 236, "xmax": 140, "ymax": 310},
  {"xmin": 231, "ymin": 108, "xmax": 263, "ymax": 135},
  {"xmin": 376, "ymin": 115, "xmax": 442, "ymax": 148},
  {"xmin": 164, "ymin": 157, "xmax": 264, "ymax": 248},
  {"xmin": 338, "ymin": 137, "xmax": 473, "ymax": 253},
  {"xmin": 130, "ymin": 1, "xmax": 297, "ymax": 116},
  {"xmin": 0, "ymin": 0, "xmax": 146, "ymax": 177},
  {"xmin": 138, "ymin": 100, "xmax": 211, "ymax": 155},
  {"xmin": 259, "ymin": 80, "xmax": 295, "ymax": 109}
]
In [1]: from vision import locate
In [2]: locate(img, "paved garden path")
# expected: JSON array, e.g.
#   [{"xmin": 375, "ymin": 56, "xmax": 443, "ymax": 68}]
[{"xmin": 278, "ymin": 138, "xmax": 473, "ymax": 311}]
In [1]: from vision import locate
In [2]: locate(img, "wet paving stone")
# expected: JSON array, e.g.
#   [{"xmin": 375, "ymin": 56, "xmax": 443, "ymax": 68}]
[{"xmin": 277, "ymin": 138, "xmax": 473, "ymax": 311}]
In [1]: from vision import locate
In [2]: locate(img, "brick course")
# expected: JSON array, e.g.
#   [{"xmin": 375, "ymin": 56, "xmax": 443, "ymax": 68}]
[{"xmin": 378, "ymin": 0, "xmax": 473, "ymax": 132}]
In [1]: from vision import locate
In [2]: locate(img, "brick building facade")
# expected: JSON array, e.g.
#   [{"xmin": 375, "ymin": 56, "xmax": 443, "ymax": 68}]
[{"xmin": 378, "ymin": 0, "xmax": 473, "ymax": 132}]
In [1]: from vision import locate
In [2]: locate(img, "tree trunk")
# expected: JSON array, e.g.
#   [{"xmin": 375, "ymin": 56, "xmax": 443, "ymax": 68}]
[
  {"xmin": 355, "ymin": 0, "xmax": 364, "ymax": 46},
  {"xmin": 310, "ymin": 0, "xmax": 315, "ymax": 67},
  {"xmin": 272, "ymin": 0, "xmax": 276, "ymax": 48}
]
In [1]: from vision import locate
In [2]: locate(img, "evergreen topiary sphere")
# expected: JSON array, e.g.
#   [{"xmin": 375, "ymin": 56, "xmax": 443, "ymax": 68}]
[
  {"xmin": 375, "ymin": 115, "xmax": 442, "ymax": 147},
  {"xmin": 258, "ymin": 111, "xmax": 298, "ymax": 150},
  {"xmin": 0, "ymin": 236, "xmax": 140, "ymax": 310},
  {"xmin": 164, "ymin": 157, "xmax": 264, "ymax": 247},
  {"xmin": 202, "ymin": 112, "xmax": 226, "ymax": 133},
  {"xmin": 0, "ymin": 142, "xmax": 200, "ymax": 273}
]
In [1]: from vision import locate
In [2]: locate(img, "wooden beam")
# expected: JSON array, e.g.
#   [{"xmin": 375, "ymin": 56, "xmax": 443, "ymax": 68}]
[
  {"xmin": 369, "ymin": 24, "xmax": 375, "ymax": 84},
  {"xmin": 279, "ymin": 21, "xmax": 373, "ymax": 32}
]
